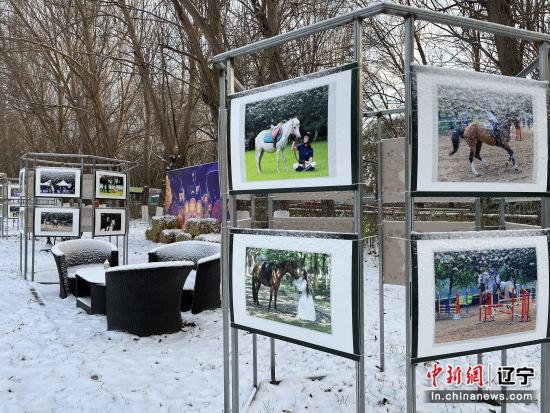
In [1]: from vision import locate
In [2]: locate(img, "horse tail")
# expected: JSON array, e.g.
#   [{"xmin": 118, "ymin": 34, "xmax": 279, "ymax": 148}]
[{"xmin": 449, "ymin": 127, "xmax": 463, "ymax": 156}]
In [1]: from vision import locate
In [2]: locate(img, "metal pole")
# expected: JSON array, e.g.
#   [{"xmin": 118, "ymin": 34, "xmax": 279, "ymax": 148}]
[
  {"xmin": 403, "ymin": 16, "xmax": 416, "ymax": 413},
  {"xmin": 498, "ymin": 197, "xmax": 507, "ymax": 413},
  {"xmin": 353, "ymin": 17, "xmax": 366, "ymax": 413},
  {"xmin": 376, "ymin": 114, "xmax": 385, "ymax": 372},
  {"xmin": 218, "ymin": 65, "xmax": 231, "ymax": 413},
  {"xmin": 474, "ymin": 198, "xmax": 484, "ymax": 370},
  {"xmin": 31, "ymin": 156, "xmax": 36, "ymax": 282},
  {"xmin": 539, "ymin": 41, "xmax": 550, "ymax": 413},
  {"xmin": 267, "ymin": 194, "xmax": 276, "ymax": 384},
  {"xmin": 226, "ymin": 58, "xmax": 240, "ymax": 413},
  {"xmin": 250, "ymin": 194, "xmax": 258, "ymax": 388}
]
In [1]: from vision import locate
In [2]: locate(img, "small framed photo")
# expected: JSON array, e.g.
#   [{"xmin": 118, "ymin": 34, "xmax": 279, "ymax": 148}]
[
  {"xmin": 19, "ymin": 207, "xmax": 25, "ymax": 234},
  {"xmin": 412, "ymin": 65, "xmax": 549, "ymax": 196},
  {"xmin": 8, "ymin": 183, "xmax": 20, "ymax": 200},
  {"xmin": 412, "ymin": 229, "xmax": 550, "ymax": 362},
  {"xmin": 93, "ymin": 208, "xmax": 126, "ymax": 236},
  {"xmin": 8, "ymin": 204, "xmax": 20, "ymax": 219},
  {"xmin": 229, "ymin": 64, "xmax": 358, "ymax": 193},
  {"xmin": 230, "ymin": 229, "xmax": 360, "ymax": 359},
  {"xmin": 35, "ymin": 167, "xmax": 81, "ymax": 198},
  {"xmin": 95, "ymin": 171, "xmax": 127, "ymax": 200},
  {"xmin": 34, "ymin": 207, "xmax": 80, "ymax": 238},
  {"xmin": 19, "ymin": 168, "xmax": 26, "ymax": 199}
]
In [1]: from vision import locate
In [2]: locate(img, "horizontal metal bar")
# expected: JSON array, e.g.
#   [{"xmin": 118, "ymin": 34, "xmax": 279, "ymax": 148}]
[
  {"xmin": 364, "ymin": 107, "xmax": 405, "ymax": 118},
  {"xmin": 212, "ymin": 2, "xmax": 550, "ymax": 62},
  {"xmin": 516, "ymin": 55, "xmax": 539, "ymax": 78},
  {"xmin": 20, "ymin": 152, "xmax": 132, "ymax": 164}
]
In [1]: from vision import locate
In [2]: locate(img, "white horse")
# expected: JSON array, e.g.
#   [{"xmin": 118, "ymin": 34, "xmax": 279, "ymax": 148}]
[
  {"xmin": 498, "ymin": 279, "xmax": 516, "ymax": 302},
  {"xmin": 255, "ymin": 118, "xmax": 301, "ymax": 174}
]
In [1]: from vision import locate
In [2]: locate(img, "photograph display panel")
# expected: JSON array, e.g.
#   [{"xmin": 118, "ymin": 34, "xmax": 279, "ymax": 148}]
[
  {"xmin": 34, "ymin": 207, "xmax": 80, "ymax": 238},
  {"xmin": 230, "ymin": 229, "xmax": 359, "ymax": 358},
  {"xmin": 412, "ymin": 230, "xmax": 550, "ymax": 362},
  {"xmin": 19, "ymin": 207, "xmax": 25, "ymax": 234},
  {"xmin": 8, "ymin": 184, "xmax": 20, "ymax": 200},
  {"xmin": 35, "ymin": 167, "xmax": 81, "ymax": 198},
  {"xmin": 8, "ymin": 205, "xmax": 19, "ymax": 219},
  {"xmin": 412, "ymin": 65, "xmax": 549, "ymax": 196},
  {"xmin": 229, "ymin": 64, "xmax": 357, "ymax": 193},
  {"xmin": 94, "ymin": 208, "xmax": 126, "ymax": 237},
  {"xmin": 95, "ymin": 171, "xmax": 127, "ymax": 200},
  {"xmin": 19, "ymin": 168, "xmax": 25, "ymax": 200}
]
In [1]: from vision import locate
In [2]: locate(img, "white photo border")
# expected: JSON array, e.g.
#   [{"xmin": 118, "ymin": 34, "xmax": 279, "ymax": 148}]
[
  {"xmin": 94, "ymin": 170, "xmax": 127, "ymax": 200},
  {"xmin": 412, "ymin": 65, "xmax": 549, "ymax": 196},
  {"xmin": 93, "ymin": 207, "xmax": 127, "ymax": 237},
  {"xmin": 230, "ymin": 229, "xmax": 360, "ymax": 359},
  {"xmin": 412, "ymin": 229, "xmax": 550, "ymax": 362},
  {"xmin": 228, "ymin": 64, "xmax": 358, "ymax": 194},
  {"xmin": 34, "ymin": 167, "xmax": 82, "ymax": 199},
  {"xmin": 34, "ymin": 207, "xmax": 80, "ymax": 238}
]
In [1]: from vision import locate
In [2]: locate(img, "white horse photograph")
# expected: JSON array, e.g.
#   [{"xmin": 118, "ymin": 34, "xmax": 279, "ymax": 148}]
[{"xmin": 254, "ymin": 117, "xmax": 301, "ymax": 174}]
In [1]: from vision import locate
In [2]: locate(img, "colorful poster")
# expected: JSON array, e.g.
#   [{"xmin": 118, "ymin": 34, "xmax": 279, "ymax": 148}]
[{"xmin": 165, "ymin": 162, "xmax": 221, "ymax": 228}]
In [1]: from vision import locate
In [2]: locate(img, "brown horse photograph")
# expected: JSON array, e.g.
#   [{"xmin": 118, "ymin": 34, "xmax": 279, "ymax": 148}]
[
  {"xmin": 437, "ymin": 84, "xmax": 535, "ymax": 183},
  {"xmin": 245, "ymin": 247, "xmax": 332, "ymax": 334}
]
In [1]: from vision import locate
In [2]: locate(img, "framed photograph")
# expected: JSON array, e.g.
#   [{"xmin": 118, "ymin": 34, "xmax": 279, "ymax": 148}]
[
  {"xmin": 412, "ymin": 229, "xmax": 550, "ymax": 363},
  {"xmin": 8, "ymin": 183, "xmax": 20, "ymax": 200},
  {"xmin": 8, "ymin": 204, "xmax": 20, "ymax": 219},
  {"xmin": 34, "ymin": 207, "xmax": 80, "ymax": 238},
  {"xmin": 228, "ymin": 64, "xmax": 358, "ymax": 193},
  {"xmin": 93, "ymin": 208, "xmax": 126, "ymax": 236},
  {"xmin": 19, "ymin": 168, "xmax": 25, "ymax": 200},
  {"xmin": 95, "ymin": 170, "xmax": 127, "ymax": 200},
  {"xmin": 230, "ymin": 229, "xmax": 359, "ymax": 359},
  {"xmin": 0, "ymin": 183, "xmax": 3, "ymax": 200},
  {"xmin": 35, "ymin": 167, "xmax": 81, "ymax": 198},
  {"xmin": 412, "ymin": 65, "xmax": 549, "ymax": 196}
]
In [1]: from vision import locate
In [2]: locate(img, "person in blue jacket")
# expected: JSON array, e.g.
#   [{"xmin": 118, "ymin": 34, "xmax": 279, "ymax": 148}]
[{"xmin": 291, "ymin": 132, "xmax": 316, "ymax": 172}]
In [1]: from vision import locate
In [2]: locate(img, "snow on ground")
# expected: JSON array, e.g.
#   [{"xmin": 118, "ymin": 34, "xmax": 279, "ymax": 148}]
[{"xmin": 0, "ymin": 221, "xmax": 542, "ymax": 412}]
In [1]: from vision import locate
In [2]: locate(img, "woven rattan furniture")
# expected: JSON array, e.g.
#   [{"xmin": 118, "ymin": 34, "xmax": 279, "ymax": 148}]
[
  {"xmin": 51, "ymin": 239, "xmax": 118, "ymax": 299},
  {"xmin": 148, "ymin": 241, "xmax": 221, "ymax": 314},
  {"xmin": 105, "ymin": 261, "xmax": 194, "ymax": 336},
  {"xmin": 75, "ymin": 267, "xmax": 107, "ymax": 315}
]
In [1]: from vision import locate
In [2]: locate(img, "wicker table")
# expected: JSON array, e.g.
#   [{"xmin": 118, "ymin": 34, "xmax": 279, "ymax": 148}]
[{"xmin": 75, "ymin": 267, "xmax": 106, "ymax": 315}]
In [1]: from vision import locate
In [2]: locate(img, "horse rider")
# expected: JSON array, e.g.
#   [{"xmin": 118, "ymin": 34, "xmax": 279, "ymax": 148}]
[{"xmin": 291, "ymin": 132, "xmax": 316, "ymax": 172}]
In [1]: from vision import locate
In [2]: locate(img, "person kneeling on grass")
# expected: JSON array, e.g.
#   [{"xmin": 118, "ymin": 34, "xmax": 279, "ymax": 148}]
[{"xmin": 291, "ymin": 133, "xmax": 316, "ymax": 172}]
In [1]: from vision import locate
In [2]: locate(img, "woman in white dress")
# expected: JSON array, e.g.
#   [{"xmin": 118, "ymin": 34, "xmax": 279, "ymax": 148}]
[{"xmin": 294, "ymin": 270, "xmax": 316, "ymax": 322}]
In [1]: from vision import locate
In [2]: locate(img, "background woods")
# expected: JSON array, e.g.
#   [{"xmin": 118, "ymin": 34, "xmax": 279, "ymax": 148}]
[{"xmin": 0, "ymin": 0, "xmax": 548, "ymax": 190}]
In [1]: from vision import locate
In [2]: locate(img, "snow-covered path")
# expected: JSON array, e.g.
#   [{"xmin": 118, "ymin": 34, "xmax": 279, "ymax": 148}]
[{"xmin": 0, "ymin": 222, "xmax": 541, "ymax": 412}]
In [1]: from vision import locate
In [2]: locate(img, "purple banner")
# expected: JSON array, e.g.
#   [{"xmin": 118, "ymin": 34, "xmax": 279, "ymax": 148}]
[{"xmin": 165, "ymin": 162, "xmax": 221, "ymax": 228}]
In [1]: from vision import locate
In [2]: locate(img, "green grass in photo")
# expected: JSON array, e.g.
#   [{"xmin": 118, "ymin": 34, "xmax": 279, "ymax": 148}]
[
  {"xmin": 99, "ymin": 189, "xmax": 124, "ymax": 197},
  {"xmin": 244, "ymin": 140, "xmax": 329, "ymax": 182}
]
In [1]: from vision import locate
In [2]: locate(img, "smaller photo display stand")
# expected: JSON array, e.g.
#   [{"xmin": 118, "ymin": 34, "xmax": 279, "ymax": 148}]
[
  {"xmin": 95, "ymin": 170, "xmax": 127, "ymax": 200},
  {"xmin": 93, "ymin": 208, "xmax": 126, "ymax": 237},
  {"xmin": 35, "ymin": 167, "xmax": 81, "ymax": 198},
  {"xmin": 412, "ymin": 65, "xmax": 549, "ymax": 196},
  {"xmin": 412, "ymin": 229, "xmax": 550, "ymax": 362},
  {"xmin": 228, "ymin": 64, "xmax": 358, "ymax": 193},
  {"xmin": 8, "ymin": 183, "xmax": 20, "ymax": 200},
  {"xmin": 34, "ymin": 207, "xmax": 80, "ymax": 238},
  {"xmin": 230, "ymin": 228, "xmax": 359, "ymax": 359}
]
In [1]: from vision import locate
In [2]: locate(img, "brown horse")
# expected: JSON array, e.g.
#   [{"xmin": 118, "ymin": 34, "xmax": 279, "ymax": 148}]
[
  {"xmin": 449, "ymin": 118, "xmax": 517, "ymax": 176},
  {"xmin": 251, "ymin": 260, "xmax": 298, "ymax": 310}
]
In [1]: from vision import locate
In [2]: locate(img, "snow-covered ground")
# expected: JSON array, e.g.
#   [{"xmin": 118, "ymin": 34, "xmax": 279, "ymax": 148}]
[{"xmin": 0, "ymin": 221, "xmax": 541, "ymax": 412}]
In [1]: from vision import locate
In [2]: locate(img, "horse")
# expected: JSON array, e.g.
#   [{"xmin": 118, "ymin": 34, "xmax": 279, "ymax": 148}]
[
  {"xmin": 448, "ymin": 117, "xmax": 518, "ymax": 176},
  {"xmin": 251, "ymin": 259, "xmax": 299, "ymax": 310},
  {"xmin": 254, "ymin": 118, "xmax": 301, "ymax": 174},
  {"xmin": 498, "ymin": 278, "xmax": 516, "ymax": 303}
]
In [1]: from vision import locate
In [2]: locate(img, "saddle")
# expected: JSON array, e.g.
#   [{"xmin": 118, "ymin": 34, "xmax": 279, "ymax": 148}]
[
  {"xmin": 262, "ymin": 126, "xmax": 282, "ymax": 144},
  {"xmin": 258, "ymin": 262, "xmax": 274, "ymax": 286}
]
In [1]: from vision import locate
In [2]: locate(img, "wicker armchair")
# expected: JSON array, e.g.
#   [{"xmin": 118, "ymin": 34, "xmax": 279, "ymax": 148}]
[
  {"xmin": 148, "ymin": 241, "xmax": 221, "ymax": 314},
  {"xmin": 51, "ymin": 239, "xmax": 119, "ymax": 299},
  {"xmin": 105, "ymin": 261, "xmax": 194, "ymax": 336}
]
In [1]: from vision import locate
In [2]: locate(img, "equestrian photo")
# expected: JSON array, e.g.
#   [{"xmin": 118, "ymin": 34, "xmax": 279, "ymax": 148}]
[
  {"xmin": 245, "ymin": 247, "xmax": 331, "ymax": 334},
  {"xmin": 414, "ymin": 66, "xmax": 548, "ymax": 194},
  {"xmin": 243, "ymin": 85, "xmax": 329, "ymax": 182}
]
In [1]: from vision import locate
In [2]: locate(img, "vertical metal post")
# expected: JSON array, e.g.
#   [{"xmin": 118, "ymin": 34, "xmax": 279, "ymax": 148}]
[
  {"xmin": 403, "ymin": 16, "xmax": 416, "ymax": 413},
  {"xmin": 376, "ymin": 114, "xmax": 385, "ymax": 372},
  {"xmin": 250, "ymin": 194, "xmax": 258, "ymax": 388},
  {"xmin": 23, "ymin": 158, "xmax": 29, "ymax": 280},
  {"xmin": 539, "ymin": 41, "xmax": 549, "ymax": 413},
  {"xmin": 474, "ymin": 198, "xmax": 483, "ymax": 369},
  {"xmin": 267, "ymin": 193, "xmax": 276, "ymax": 384},
  {"xmin": 226, "ymin": 58, "xmax": 240, "ymax": 413},
  {"xmin": 353, "ymin": 17, "xmax": 366, "ymax": 413},
  {"xmin": 498, "ymin": 197, "xmax": 507, "ymax": 413},
  {"xmin": 218, "ymin": 65, "xmax": 231, "ymax": 413},
  {"xmin": 31, "ymin": 156, "xmax": 36, "ymax": 281},
  {"xmin": 125, "ymin": 164, "xmax": 130, "ymax": 265}
]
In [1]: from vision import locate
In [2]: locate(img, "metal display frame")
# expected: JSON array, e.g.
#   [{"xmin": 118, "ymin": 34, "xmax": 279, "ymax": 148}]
[
  {"xmin": 214, "ymin": 3, "xmax": 550, "ymax": 412},
  {"xmin": 19, "ymin": 153, "xmax": 132, "ymax": 282}
]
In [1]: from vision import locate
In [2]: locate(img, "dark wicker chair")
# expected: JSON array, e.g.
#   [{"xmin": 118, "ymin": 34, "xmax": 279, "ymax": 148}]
[
  {"xmin": 105, "ymin": 261, "xmax": 194, "ymax": 336},
  {"xmin": 51, "ymin": 239, "xmax": 119, "ymax": 299},
  {"xmin": 148, "ymin": 241, "xmax": 221, "ymax": 314}
]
